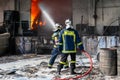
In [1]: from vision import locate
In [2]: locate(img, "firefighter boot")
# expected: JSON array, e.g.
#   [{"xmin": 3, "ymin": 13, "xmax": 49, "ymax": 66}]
[
  {"xmin": 64, "ymin": 61, "xmax": 69, "ymax": 69},
  {"xmin": 64, "ymin": 65, "xmax": 69, "ymax": 69},
  {"xmin": 57, "ymin": 64, "xmax": 63, "ymax": 75},
  {"xmin": 70, "ymin": 63, "xmax": 76, "ymax": 75}
]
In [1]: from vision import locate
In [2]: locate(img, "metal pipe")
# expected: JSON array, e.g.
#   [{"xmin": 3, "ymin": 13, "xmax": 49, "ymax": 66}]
[
  {"xmin": 93, "ymin": 0, "xmax": 100, "ymax": 34},
  {"xmin": 94, "ymin": 0, "xmax": 100, "ymax": 27}
]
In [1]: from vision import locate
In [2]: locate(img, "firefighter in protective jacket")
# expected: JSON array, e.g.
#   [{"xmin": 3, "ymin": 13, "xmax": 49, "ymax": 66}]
[
  {"xmin": 57, "ymin": 19, "xmax": 84, "ymax": 75},
  {"xmin": 48, "ymin": 23, "xmax": 68, "ymax": 68}
]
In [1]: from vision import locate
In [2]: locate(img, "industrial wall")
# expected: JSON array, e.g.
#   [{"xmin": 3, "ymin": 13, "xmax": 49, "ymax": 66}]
[
  {"xmin": 73, "ymin": 0, "xmax": 120, "ymax": 35},
  {"xmin": 0, "ymin": 0, "xmax": 15, "ymax": 26},
  {"xmin": 0, "ymin": 0, "xmax": 30, "ymax": 26},
  {"xmin": 19, "ymin": 0, "xmax": 30, "ymax": 21},
  {"xmin": 0, "ymin": 0, "xmax": 120, "ymax": 35}
]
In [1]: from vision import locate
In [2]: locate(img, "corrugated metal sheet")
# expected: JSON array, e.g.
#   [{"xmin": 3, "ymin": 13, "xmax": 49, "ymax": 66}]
[
  {"xmin": 16, "ymin": 37, "xmax": 32, "ymax": 54},
  {"xmin": 82, "ymin": 36, "xmax": 119, "ymax": 55},
  {"xmin": 107, "ymin": 36, "xmax": 119, "ymax": 48},
  {"xmin": 82, "ymin": 36, "xmax": 98, "ymax": 55}
]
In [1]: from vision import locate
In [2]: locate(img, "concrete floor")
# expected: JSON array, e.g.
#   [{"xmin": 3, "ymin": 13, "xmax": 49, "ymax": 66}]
[{"xmin": 0, "ymin": 54, "xmax": 119, "ymax": 80}]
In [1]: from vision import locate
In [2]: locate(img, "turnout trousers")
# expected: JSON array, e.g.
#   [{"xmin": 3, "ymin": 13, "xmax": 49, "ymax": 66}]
[{"xmin": 57, "ymin": 53, "xmax": 76, "ymax": 74}]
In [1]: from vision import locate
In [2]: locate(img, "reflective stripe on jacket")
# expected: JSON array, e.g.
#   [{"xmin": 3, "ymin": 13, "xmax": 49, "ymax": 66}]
[
  {"xmin": 58, "ymin": 28, "xmax": 84, "ymax": 53},
  {"xmin": 52, "ymin": 30, "xmax": 61, "ymax": 48}
]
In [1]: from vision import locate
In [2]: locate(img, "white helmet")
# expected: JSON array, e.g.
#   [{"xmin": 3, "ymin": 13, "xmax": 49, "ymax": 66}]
[
  {"xmin": 65, "ymin": 19, "xmax": 73, "ymax": 29},
  {"xmin": 65, "ymin": 19, "xmax": 71, "ymax": 25},
  {"xmin": 55, "ymin": 23, "xmax": 60, "ymax": 27},
  {"xmin": 54, "ymin": 23, "xmax": 62, "ymax": 31}
]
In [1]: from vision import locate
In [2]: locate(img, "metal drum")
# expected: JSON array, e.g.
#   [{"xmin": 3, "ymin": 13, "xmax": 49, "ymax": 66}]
[
  {"xmin": 117, "ymin": 46, "xmax": 120, "ymax": 76},
  {"xmin": 99, "ymin": 48, "xmax": 117, "ymax": 76},
  {"xmin": 24, "ymin": 37, "xmax": 31, "ymax": 53}
]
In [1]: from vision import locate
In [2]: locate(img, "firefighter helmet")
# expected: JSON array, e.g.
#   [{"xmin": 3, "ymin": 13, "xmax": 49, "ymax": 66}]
[
  {"xmin": 65, "ymin": 19, "xmax": 73, "ymax": 29},
  {"xmin": 54, "ymin": 23, "xmax": 62, "ymax": 31},
  {"xmin": 65, "ymin": 19, "xmax": 71, "ymax": 25}
]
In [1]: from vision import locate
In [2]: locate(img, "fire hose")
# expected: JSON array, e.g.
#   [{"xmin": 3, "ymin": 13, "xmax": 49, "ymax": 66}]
[{"xmin": 54, "ymin": 51, "xmax": 93, "ymax": 80}]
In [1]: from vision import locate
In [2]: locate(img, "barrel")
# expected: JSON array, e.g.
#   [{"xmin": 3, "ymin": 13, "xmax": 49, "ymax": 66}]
[
  {"xmin": 24, "ymin": 37, "xmax": 31, "ymax": 53},
  {"xmin": 99, "ymin": 48, "xmax": 117, "ymax": 76},
  {"xmin": 117, "ymin": 46, "xmax": 120, "ymax": 76}
]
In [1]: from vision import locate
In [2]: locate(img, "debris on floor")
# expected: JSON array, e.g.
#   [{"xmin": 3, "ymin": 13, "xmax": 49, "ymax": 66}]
[{"xmin": 0, "ymin": 54, "xmax": 119, "ymax": 80}]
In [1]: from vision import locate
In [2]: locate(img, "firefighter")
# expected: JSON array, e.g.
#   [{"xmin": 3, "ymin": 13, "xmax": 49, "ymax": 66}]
[
  {"xmin": 48, "ymin": 23, "xmax": 69, "ymax": 68},
  {"xmin": 57, "ymin": 19, "xmax": 85, "ymax": 75}
]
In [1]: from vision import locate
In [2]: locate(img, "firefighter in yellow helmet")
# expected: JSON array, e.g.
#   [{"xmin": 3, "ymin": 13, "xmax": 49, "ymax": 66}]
[
  {"xmin": 57, "ymin": 19, "xmax": 85, "ymax": 75},
  {"xmin": 48, "ymin": 23, "xmax": 69, "ymax": 68}
]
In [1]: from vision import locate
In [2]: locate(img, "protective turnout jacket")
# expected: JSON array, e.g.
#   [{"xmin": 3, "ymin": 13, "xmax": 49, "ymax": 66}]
[
  {"xmin": 58, "ymin": 28, "xmax": 84, "ymax": 53},
  {"xmin": 52, "ymin": 29, "xmax": 61, "ymax": 48}
]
